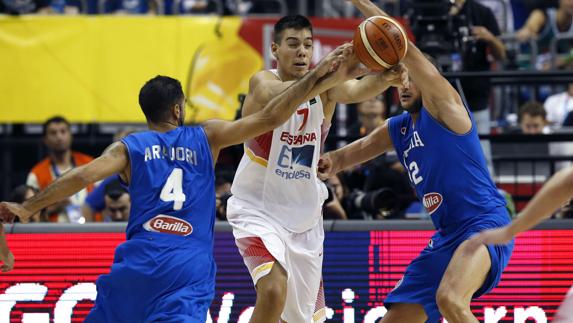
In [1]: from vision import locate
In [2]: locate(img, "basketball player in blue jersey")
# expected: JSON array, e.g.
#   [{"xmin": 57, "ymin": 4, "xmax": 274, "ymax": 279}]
[
  {"xmin": 469, "ymin": 166, "xmax": 573, "ymax": 322},
  {"xmin": 318, "ymin": 1, "xmax": 514, "ymax": 322},
  {"xmin": 0, "ymin": 43, "xmax": 358, "ymax": 322}
]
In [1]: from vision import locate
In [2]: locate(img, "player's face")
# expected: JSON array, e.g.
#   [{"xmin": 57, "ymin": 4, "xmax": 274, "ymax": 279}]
[
  {"xmin": 398, "ymin": 80, "xmax": 422, "ymax": 114},
  {"xmin": 44, "ymin": 122, "xmax": 72, "ymax": 154},
  {"xmin": 520, "ymin": 114, "xmax": 546, "ymax": 134},
  {"xmin": 273, "ymin": 28, "xmax": 313, "ymax": 80}
]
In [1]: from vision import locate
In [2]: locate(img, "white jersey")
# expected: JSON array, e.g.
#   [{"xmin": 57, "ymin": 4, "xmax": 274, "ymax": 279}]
[{"xmin": 230, "ymin": 69, "xmax": 330, "ymax": 233}]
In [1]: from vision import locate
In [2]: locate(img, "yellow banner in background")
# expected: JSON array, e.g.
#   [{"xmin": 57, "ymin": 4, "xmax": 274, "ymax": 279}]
[{"xmin": 0, "ymin": 16, "xmax": 262, "ymax": 123}]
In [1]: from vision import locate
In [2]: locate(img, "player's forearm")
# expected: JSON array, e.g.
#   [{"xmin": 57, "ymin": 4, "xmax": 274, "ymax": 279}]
[
  {"xmin": 334, "ymin": 125, "xmax": 388, "ymax": 172},
  {"xmin": 336, "ymin": 74, "xmax": 391, "ymax": 104},
  {"xmin": 22, "ymin": 166, "xmax": 92, "ymax": 214},
  {"xmin": 509, "ymin": 167, "xmax": 573, "ymax": 235},
  {"xmin": 264, "ymin": 70, "xmax": 321, "ymax": 127},
  {"xmin": 351, "ymin": 0, "xmax": 388, "ymax": 18},
  {"xmin": 0, "ymin": 224, "xmax": 9, "ymax": 257}
]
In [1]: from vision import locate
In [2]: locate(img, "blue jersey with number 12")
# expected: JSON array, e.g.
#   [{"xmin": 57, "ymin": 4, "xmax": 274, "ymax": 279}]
[
  {"xmin": 388, "ymin": 107, "xmax": 506, "ymax": 232},
  {"xmin": 121, "ymin": 126, "xmax": 215, "ymax": 246}
]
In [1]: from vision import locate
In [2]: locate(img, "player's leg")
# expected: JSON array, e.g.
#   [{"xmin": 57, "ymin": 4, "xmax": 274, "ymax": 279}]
[
  {"xmin": 251, "ymin": 261, "xmax": 288, "ymax": 323},
  {"xmin": 554, "ymin": 286, "xmax": 573, "ymax": 322},
  {"xmin": 436, "ymin": 239, "xmax": 491, "ymax": 323},
  {"xmin": 378, "ymin": 303, "xmax": 427, "ymax": 323}
]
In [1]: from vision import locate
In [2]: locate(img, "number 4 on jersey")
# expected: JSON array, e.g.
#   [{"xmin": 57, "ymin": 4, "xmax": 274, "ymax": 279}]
[{"xmin": 160, "ymin": 168, "xmax": 186, "ymax": 210}]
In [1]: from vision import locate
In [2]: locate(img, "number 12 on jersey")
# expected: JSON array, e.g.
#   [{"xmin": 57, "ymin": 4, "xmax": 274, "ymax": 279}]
[
  {"xmin": 160, "ymin": 168, "xmax": 187, "ymax": 210},
  {"xmin": 407, "ymin": 161, "xmax": 423, "ymax": 185}
]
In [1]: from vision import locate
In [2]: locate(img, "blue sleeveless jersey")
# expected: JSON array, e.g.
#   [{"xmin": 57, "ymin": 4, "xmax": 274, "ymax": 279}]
[
  {"xmin": 121, "ymin": 126, "xmax": 215, "ymax": 246},
  {"xmin": 388, "ymin": 108, "xmax": 506, "ymax": 232}
]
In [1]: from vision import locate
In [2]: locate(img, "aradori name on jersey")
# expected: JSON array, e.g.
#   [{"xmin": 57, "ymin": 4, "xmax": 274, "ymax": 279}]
[{"xmin": 144, "ymin": 145, "xmax": 198, "ymax": 166}]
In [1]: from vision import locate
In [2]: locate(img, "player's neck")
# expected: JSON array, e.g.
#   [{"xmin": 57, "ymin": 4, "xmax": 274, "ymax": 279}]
[
  {"xmin": 148, "ymin": 121, "xmax": 179, "ymax": 133},
  {"xmin": 50, "ymin": 150, "xmax": 72, "ymax": 168},
  {"xmin": 277, "ymin": 68, "xmax": 299, "ymax": 82}
]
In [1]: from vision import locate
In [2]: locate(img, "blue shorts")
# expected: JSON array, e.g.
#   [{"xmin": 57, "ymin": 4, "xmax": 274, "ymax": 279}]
[
  {"xmin": 385, "ymin": 211, "xmax": 514, "ymax": 323},
  {"xmin": 85, "ymin": 233, "xmax": 216, "ymax": 323}
]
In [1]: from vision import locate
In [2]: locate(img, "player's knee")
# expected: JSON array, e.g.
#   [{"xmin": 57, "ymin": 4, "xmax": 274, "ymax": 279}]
[
  {"xmin": 436, "ymin": 287, "xmax": 466, "ymax": 315},
  {"xmin": 257, "ymin": 278, "xmax": 287, "ymax": 305}
]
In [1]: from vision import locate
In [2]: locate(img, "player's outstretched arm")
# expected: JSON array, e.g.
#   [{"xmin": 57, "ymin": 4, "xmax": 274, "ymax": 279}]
[
  {"xmin": 318, "ymin": 121, "xmax": 392, "ymax": 180},
  {"xmin": 204, "ymin": 44, "xmax": 361, "ymax": 153},
  {"xmin": 0, "ymin": 142, "xmax": 129, "ymax": 223},
  {"xmin": 469, "ymin": 166, "xmax": 573, "ymax": 247},
  {"xmin": 327, "ymin": 63, "xmax": 409, "ymax": 104},
  {"xmin": 348, "ymin": 0, "xmax": 471, "ymax": 135}
]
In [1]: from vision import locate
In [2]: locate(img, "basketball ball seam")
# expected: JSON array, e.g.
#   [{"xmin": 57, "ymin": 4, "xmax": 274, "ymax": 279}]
[
  {"xmin": 359, "ymin": 21, "xmax": 392, "ymax": 69},
  {"xmin": 366, "ymin": 18, "xmax": 399, "ymax": 66}
]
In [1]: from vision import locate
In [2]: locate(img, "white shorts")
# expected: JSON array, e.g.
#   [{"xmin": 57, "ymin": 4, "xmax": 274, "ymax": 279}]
[
  {"xmin": 227, "ymin": 197, "xmax": 326, "ymax": 323},
  {"xmin": 555, "ymin": 286, "xmax": 573, "ymax": 323}
]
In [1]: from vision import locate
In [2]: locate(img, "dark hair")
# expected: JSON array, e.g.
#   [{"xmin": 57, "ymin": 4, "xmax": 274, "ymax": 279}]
[
  {"xmin": 519, "ymin": 101, "xmax": 547, "ymax": 122},
  {"xmin": 138, "ymin": 75, "xmax": 184, "ymax": 123},
  {"xmin": 273, "ymin": 15, "xmax": 313, "ymax": 43},
  {"xmin": 104, "ymin": 180, "xmax": 128, "ymax": 200},
  {"xmin": 42, "ymin": 116, "xmax": 70, "ymax": 136}
]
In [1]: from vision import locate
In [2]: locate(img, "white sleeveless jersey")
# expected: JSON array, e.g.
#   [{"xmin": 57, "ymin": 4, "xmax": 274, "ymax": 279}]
[{"xmin": 230, "ymin": 70, "xmax": 330, "ymax": 233}]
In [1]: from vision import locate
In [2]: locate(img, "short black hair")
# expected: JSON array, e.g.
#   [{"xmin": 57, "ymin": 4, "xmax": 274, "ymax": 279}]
[
  {"xmin": 43, "ymin": 116, "xmax": 70, "ymax": 136},
  {"xmin": 138, "ymin": 75, "xmax": 184, "ymax": 123},
  {"xmin": 519, "ymin": 101, "xmax": 547, "ymax": 122},
  {"xmin": 273, "ymin": 15, "xmax": 313, "ymax": 43},
  {"xmin": 104, "ymin": 180, "xmax": 128, "ymax": 201}
]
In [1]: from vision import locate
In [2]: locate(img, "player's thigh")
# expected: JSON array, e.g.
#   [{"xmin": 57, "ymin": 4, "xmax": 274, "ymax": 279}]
[
  {"xmin": 438, "ymin": 239, "xmax": 491, "ymax": 301},
  {"xmin": 378, "ymin": 303, "xmax": 427, "ymax": 323}
]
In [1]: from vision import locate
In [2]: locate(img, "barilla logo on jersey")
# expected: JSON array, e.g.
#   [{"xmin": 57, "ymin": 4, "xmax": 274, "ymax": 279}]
[
  {"xmin": 143, "ymin": 215, "xmax": 193, "ymax": 236},
  {"xmin": 423, "ymin": 192, "xmax": 443, "ymax": 215}
]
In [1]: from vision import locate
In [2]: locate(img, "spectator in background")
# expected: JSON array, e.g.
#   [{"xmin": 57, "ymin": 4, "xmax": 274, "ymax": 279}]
[
  {"xmin": 323, "ymin": 175, "xmax": 347, "ymax": 220},
  {"xmin": 0, "ymin": 0, "xmax": 80, "ymax": 14},
  {"xmin": 476, "ymin": 0, "xmax": 514, "ymax": 33},
  {"xmin": 215, "ymin": 169, "xmax": 233, "ymax": 221},
  {"xmin": 516, "ymin": 0, "xmax": 573, "ymax": 69},
  {"xmin": 102, "ymin": 0, "xmax": 156, "ymax": 14},
  {"xmin": 544, "ymin": 83, "xmax": 573, "ymax": 126},
  {"xmin": 103, "ymin": 180, "xmax": 130, "ymax": 222},
  {"xmin": 27, "ymin": 116, "xmax": 94, "ymax": 223},
  {"xmin": 348, "ymin": 95, "xmax": 385, "ymax": 138},
  {"xmin": 519, "ymin": 101, "xmax": 549, "ymax": 134},
  {"xmin": 450, "ymin": 0, "xmax": 506, "ymax": 135},
  {"xmin": 9, "ymin": 185, "xmax": 43, "ymax": 223}
]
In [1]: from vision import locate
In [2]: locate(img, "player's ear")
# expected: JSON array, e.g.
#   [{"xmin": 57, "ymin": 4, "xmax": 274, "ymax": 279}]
[{"xmin": 271, "ymin": 42, "xmax": 279, "ymax": 59}]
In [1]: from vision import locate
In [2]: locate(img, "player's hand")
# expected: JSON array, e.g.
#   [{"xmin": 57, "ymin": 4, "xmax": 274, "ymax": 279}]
[
  {"xmin": 381, "ymin": 63, "xmax": 409, "ymax": 89},
  {"xmin": 472, "ymin": 26, "xmax": 495, "ymax": 43},
  {"xmin": 314, "ymin": 43, "xmax": 352, "ymax": 78},
  {"xmin": 0, "ymin": 249, "xmax": 14, "ymax": 272},
  {"xmin": 318, "ymin": 152, "xmax": 340, "ymax": 180},
  {"xmin": 0, "ymin": 202, "xmax": 31, "ymax": 223},
  {"xmin": 467, "ymin": 226, "xmax": 515, "ymax": 250}
]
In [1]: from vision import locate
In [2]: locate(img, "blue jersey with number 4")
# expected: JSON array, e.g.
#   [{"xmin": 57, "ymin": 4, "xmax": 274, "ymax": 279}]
[
  {"xmin": 388, "ymin": 108, "xmax": 506, "ymax": 232},
  {"xmin": 121, "ymin": 126, "xmax": 215, "ymax": 245}
]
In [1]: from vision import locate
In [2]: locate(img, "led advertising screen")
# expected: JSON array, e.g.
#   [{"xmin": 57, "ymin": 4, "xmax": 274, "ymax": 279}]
[{"xmin": 0, "ymin": 230, "xmax": 571, "ymax": 322}]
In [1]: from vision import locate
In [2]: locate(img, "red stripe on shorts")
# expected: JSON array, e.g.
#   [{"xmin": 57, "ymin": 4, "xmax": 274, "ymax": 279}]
[{"xmin": 235, "ymin": 237, "xmax": 276, "ymax": 273}]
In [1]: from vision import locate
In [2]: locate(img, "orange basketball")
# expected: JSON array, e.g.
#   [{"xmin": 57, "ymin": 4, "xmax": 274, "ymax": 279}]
[{"xmin": 353, "ymin": 16, "xmax": 408, "ymax": 71}]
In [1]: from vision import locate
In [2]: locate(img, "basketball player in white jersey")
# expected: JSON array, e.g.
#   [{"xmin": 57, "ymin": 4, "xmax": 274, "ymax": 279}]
[
  {"xmin": 227, "ymin": 15, "xmax": 408, "ymax": 323},
  {"xmin": 469, "ymin": 166, "xmax": 573, "ymax": 322}
]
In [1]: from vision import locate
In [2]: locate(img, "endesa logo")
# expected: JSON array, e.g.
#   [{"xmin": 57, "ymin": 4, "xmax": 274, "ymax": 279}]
[
  {"xmin": 275, "ymin": 143, "xmax": 315, "ymax": 180},
  {"xmin": 143, "ymin": 215, "xmax": 193, "ymax": 236},
  {"xmin": 422, "ymin": 192, "xmax": 443, "ymax": 215}
]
